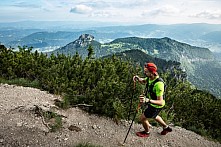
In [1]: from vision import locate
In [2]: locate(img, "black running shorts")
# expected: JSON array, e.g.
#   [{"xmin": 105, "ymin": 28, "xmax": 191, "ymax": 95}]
[{"xmin": 144, "ymin": 104, "xmax": 162, "ymax": 118}]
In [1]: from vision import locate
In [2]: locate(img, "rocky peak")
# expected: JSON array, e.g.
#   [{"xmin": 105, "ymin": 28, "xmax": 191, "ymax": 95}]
[
  {"xmin": 0, "ymin": 44, "xmax": 7, "ymax": 49},
  {"xmin": 73, "ymin": 34, "xmax": 94, "ymax": 48}
]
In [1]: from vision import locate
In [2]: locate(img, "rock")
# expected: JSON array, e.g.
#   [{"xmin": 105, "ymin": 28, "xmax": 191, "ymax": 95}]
[
  {"xmin": 64, "ymin": 138, "xmax": 68, "ymax": 141},
  {"xmin": 92, "ymin": 125, "xmax": 97, "ymax": 129},
  {"xmin": 0, "ymin": 139, "xmax": 3, "ymax": 143},
  {"xmin": 68, "ymin": 125, "xmax": 82, "ymax": 132},
  {"xmin": 17, "ymin": 122, "xmax": 23, "ymax": 127}
]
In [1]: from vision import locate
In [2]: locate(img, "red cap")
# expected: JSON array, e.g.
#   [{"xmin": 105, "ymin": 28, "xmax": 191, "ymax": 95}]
[{"xmin": 144, "ymin": 62, "xmax": 158, "ymax": 74}]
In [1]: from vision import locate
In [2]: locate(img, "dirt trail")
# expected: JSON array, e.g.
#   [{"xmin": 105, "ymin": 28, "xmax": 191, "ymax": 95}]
[{"xmin": 0, "ymin": 84, "xmax": 220, "ymax": 147}]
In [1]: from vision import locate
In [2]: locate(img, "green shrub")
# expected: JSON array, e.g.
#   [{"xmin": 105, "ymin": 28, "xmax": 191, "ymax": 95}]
[{"xmin": 187, "ymin": 126, "xmax": 207, "ymax": 137}]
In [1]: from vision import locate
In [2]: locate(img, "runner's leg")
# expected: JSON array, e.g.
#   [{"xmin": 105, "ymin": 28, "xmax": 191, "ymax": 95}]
[
  {"xmin": 141, "ymin": 113, "xmax": 150, "ymax": 132},
  {"xmin": 154, "ymin": 115, "xmax": 167, "ymax": 128}
]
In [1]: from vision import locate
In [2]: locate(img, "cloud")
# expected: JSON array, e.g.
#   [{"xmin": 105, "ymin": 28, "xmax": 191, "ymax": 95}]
[
  {"xmin": 90, "ymin": 11, "xmax": 115, "ymax": 18},
  {"xmin": 145, "ymin": 5, "xmax": 180, "ymax": 16},
  {"xmin": 70, "ymin": 4, "xmax": 93, "ymax": 14},
  {"xmin": 191, "ymin": 11, "xmax": 221, "ymax": 19},
  {"xmin": 117, "ymin": 0, "xmax": 156, "ymax": 8},
  {"xmin": 80, "ymin": 1, "xmax": 110, "ymax": 8},
  {"xmin": 1, "ymin": 0, "xmax": 221, "ymax": 24},
  {"xmin": 150, "ymin": 5, "xmax": 179, "ymax": 15},
  {"xmin": 11, "ymin": 1, "xmax": 41, "ymax": 8}
]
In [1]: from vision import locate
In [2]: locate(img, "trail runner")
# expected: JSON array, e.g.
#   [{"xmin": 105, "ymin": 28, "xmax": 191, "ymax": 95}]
[{"xmin": 133, "ymin": 62, "xmax": 172, "ymax": 137}]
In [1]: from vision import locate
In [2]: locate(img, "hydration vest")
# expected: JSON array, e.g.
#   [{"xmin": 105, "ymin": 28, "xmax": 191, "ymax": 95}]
[{"xmin": 145, "ymin": 78, "xmax": 166, "ymax": 100}]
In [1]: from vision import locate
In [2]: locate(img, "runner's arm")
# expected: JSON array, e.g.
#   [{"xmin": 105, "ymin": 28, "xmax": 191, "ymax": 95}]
[
  {"xmin": 133, "ymin": 75, "xmax": 147, "ymax": 84},
  {"xmin": 149, "ymin": 95, "xmax": 164, "ymax": 106}
]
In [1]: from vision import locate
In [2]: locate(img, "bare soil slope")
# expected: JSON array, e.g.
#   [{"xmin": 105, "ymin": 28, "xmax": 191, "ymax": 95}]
[{"xmin": 0, "ymin": 84, "xmax": 220, "ymax": 147}]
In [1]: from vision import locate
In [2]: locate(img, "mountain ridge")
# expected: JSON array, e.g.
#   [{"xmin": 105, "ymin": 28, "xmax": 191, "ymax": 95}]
[{"xmin": 1, "ymin": 22, "xmax": 221, "ymax": 53}]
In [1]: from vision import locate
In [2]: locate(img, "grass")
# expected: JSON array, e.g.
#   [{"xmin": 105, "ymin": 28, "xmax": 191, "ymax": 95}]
[
  {"xmin": 42, "ymin": 111, "xmax": 63, "ymax": 132},
  {"xmin": 0, "ymin": 78, "xmax": 40, "ymax": 88}
]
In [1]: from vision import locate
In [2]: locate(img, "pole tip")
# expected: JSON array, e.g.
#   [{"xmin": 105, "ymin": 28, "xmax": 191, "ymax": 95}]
[{"xmin": 118, "ymin": 142, "xmax": 125, "ymax": 146}]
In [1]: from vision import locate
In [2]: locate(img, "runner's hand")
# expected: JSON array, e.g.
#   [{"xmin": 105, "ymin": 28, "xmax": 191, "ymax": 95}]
[
  {"xmin": 139, "ymin": 95, "xmax": 150, "ymax": 103},
  {"xmin": 133, "ymin": 75, "xmax": 139, "ymax": 82}
]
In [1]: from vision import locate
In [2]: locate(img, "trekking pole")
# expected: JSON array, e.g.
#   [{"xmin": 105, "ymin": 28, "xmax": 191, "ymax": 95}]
[
  {"xmin": 128, "ymin": 80, "xmax": 136, "ymax": 120},
  {"xmin": 122, "ymin": 102, "xmax": 141, "ymax": 146}
]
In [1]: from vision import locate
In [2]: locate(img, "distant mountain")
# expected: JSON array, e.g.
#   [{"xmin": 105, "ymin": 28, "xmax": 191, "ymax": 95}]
[
  {"xmin": 1, "ymin": 22, "xmax": 221, "ymax": 53},
  {"xmin": 0, "ymin": 21, "xmax": 118, "ymax": 30},
  {"xmin": 92, "ymin": 23, "xmax": 221, "ymax": 52},
  {"xmin": 213, "ymin": 52, "xmax": 221, "ymax": 61},
  {"xmin": 103, "ymin": 49, "xmax": 187, "ymax": 80},
  {"xmin": 189, "ymin": 60, "xmax": 221, "ymax": 97},
  {"xmin": 50, "ymin": 34, "xmax": 214, "ymax": 63},
  {"xmin": 0, "ymin": 29, "xmax": 42, "ymax": 45},
  {"xmin": 3, "ymin": 30, "xmax": 131, "ymax": 52},
  {"xmin": 111, "ymin": 37, "xmax": 214, "ymax": 61},
  {"xmin": 48, "ymin": 34, "xmax": 102, "ymax": 59},
  {"xmin": 49, "ymin": 34, "xmax": 221, "ymax": 97},
  {"xmin": 200, "ymin": 31, "xmax": 221, "ymax": 44},
  {"xmin": 6, "ymin": 31, "xmax": 80, "ymax": 51}
]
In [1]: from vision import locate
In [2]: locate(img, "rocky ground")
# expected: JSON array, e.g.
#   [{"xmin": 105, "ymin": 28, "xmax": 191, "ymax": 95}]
[{"xmin": 0, "ymin": 84, "xmax": 220, "ymax": 147}]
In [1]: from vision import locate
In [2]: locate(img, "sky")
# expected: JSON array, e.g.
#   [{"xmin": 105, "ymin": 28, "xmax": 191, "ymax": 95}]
[{"xmin": 0, "ymin": 0, "xmax": 221, "ymax": 25}]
